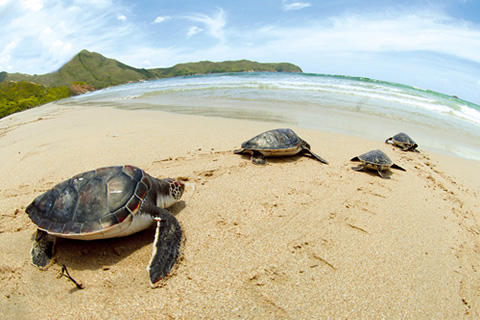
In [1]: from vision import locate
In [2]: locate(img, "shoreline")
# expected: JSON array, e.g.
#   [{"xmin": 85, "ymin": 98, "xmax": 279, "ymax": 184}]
[
  {"xmin": 61, "ymin": 90, "xmax": 480, "ymax": 162},
  {"xmin": 1, "ymin": 103, "xmax": 480, "ymax": 318}
]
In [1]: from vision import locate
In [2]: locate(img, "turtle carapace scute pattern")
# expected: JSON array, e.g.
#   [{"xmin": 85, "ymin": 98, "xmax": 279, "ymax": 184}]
[
  {"xmin": 350, "ymin": 149, "xmax": 406, "ymax": 179},
  {"xmin": 26, "ymin": 165, "xmax": 185, "ymax": 287},
  {"xmin": 385, "ymin": 132, "xmax": 419, "ymax": 152},
  {"xmin": 234, "ymin": 128, "xmax": 328, "ymax": 165}
]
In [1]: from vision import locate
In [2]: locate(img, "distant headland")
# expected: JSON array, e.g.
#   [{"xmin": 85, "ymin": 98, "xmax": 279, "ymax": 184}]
[{"xmin": 0, "ymin": 50, "xmax": 302, "ymax": 118}]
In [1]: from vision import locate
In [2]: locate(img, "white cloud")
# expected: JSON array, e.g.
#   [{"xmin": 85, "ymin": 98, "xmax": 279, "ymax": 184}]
[
  {"xmin": 2, "ymin": 1, "xmax": 480, "ymax": 104},
  {"xmin": 22, "ymin": 0, "xmax": 44, "ymax": 11},
  {"xmin": 117, "ymin": 14, "xmax": 126, "ymax": 22},
  {"xmin": 185, "ymin": 8, "xmax": 226, "ymax": 41},
  {"xmin": 112, "ymin": 46, "xmax": 186, "ymax": 70},
  {"xmin": 73, "ymin": 0, "xmax": 112, "ymax": 7},
  {"xmin": 187, "ymin": 26, "xmax": 203, "ymax": 37},
  {"xmin": 154, "ymin": 16, "xmax": 170, "ymax": 23},
  {"xmin": 246, "ymin": 11, "xmax": 480, "ymax": 64},
  {"xmin": 51, "ymin": 39, "xmax": 72, "ymax": 55},
  {"xmin": 39, "ymin": 27, "xmax": 53, "ymax": 39},
  {"xmin": 4, "ymin": 40, "xmax": 18, "ymax": 52},
  {"xmin": 282, "ymin": 1, "xmax": 311, "ymax": 11},
  {"xmin": 0, "ymin": 40, "xmax": 17, "ymax": 70},
  {"xmin": 0, "ymin": 0, "xmax": 142, "ymax": 74}
]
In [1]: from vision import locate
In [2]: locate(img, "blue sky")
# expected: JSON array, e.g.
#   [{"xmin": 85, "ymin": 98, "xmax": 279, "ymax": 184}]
[{"xmin": 1, "ymin": 0, "xmax": 480, "ymax": 104}]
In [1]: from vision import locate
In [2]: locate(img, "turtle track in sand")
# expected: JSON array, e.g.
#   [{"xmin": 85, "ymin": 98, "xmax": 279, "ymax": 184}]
[
  {"xmin": 2, "ymin": 145, "xmax": 480, "ymax": 317},
  {"xmin": 167, "ymin": 147, "xmax": 480, "ymax": 317},
  {"xmin": 385, "ymin": 146, "xmax": 480, "ymax": 316}
]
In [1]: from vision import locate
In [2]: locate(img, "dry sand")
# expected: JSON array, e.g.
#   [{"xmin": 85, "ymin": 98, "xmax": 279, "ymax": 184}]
[{"xmin": 1, "ymin": 103, "xmax": 480, "ymax": 319}]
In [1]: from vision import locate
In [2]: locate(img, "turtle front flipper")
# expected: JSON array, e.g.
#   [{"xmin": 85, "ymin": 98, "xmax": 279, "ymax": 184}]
[
  {"xmin": 351, "ymin": 164, "xmax": 365, "ymax": 171},
  {"xmin": 407, "ymin": 144, "xmax": 420, "ymax": 152},
  {"xmin": 251, "ymin": 151, "xmax": 267, "ymax": 165},
  {"xmin": 148, "ymin": 209, "xmax": 183, "ymax": 287},
  {"xmin": 31, "ymin": 229, "xmax": 55, "ymax": 269},
  {"xmin": 377, "ymin": 169, "xmax": 392, "ymax": 179}
]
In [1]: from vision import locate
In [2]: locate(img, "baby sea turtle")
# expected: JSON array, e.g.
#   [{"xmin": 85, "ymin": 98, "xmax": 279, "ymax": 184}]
[
  {"xmin": 350, "ymin": 149, "xmax": 406, "ymax": 179},
  {"xmin": 25, "ymin": 165, "xmax": 185, "ymax": 287},
  {"xmin": 234, "ymin": 128, "xmax": 328, "ymax": 165},
  {"xmin": 385, "ymin": 132, "xmax": 419, "ymax": 152}
]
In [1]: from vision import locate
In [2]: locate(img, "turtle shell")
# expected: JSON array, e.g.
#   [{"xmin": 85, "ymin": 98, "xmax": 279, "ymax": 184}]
[
  {"xmin": 358, "ymin": 149, "xmax": 393, "ymax": 166},
  {"xmin": 26, "ymin": 165, "xmax": 151, "ymax": 237},
  {"xmin": 241, "ymin": 128, "xmax": 301, "ymax": 153},
  {"xmin": 393, "ymin": 133, "xmax": 416, "ymax": 145}
]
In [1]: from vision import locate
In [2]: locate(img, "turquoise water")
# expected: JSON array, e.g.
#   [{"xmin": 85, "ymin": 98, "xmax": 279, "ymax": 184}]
[{"xmin": 61, "ymin": 72, "xmax": 480, "ymax": 160}]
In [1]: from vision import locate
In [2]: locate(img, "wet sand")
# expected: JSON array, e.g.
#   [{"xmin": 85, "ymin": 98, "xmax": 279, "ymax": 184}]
[{"xmin": 1, "ymin": 103, "xmax": 480, "ymax": 318}]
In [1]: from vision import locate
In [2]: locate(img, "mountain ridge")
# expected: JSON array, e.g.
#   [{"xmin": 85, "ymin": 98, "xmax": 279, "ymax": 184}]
[
  {"xmin": 0, "ymin": 50, "xmax": 302, "ymax": 118},
  {"xmin": 1, "ymin": 49, "xmax": 302, "ymax": 89}
]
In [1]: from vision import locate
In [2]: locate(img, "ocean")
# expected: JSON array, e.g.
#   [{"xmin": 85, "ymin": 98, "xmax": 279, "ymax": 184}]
[{"xmin": 60, "ymin": 72, "xmax": 480, "ymax": 161}]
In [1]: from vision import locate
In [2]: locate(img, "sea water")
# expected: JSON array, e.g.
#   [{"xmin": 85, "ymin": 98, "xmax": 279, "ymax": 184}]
[{"xmin": 60, "ymin": 72, "xmax": 480, "ymax": 161}]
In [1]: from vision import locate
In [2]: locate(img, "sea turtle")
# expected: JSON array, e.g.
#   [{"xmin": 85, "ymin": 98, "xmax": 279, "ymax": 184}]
[
  {"xmin": 25, "ymin": 165, "xmax": 185, "ymax": 287},
  {"xmin": 385, "ymin": 132, "xmax": 419, "ymax": 152},
  {"xmin": 233, "ymin": 128, "xmax": 328, "ymax": 165},
  {"xmin": 350, "ymin": 149, "xmax": 406, "ymax": 179}
]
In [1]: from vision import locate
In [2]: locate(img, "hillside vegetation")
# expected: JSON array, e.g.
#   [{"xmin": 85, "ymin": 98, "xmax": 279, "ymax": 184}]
[
  {"xmin": 0, "ymin": 50, "xmax": 302, "ymax": 118},
  {"xmin": 0, "ymin": 81, "xmax": 70, "ymax": 118},
  {"xmin": 152, "ymin": 60, "xmax": 302, "ymax": 78}
]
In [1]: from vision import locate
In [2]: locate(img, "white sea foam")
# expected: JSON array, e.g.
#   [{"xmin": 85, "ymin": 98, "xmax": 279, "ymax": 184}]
[{"xmin": 63, "ymin": 72, "xmax": 480, "ymax": 160}]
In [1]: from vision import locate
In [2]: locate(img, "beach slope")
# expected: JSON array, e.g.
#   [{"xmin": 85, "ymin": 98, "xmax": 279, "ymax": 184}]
[{"xmin": 1, "ymin": 104, "xmax": 480, "ymax": 318}]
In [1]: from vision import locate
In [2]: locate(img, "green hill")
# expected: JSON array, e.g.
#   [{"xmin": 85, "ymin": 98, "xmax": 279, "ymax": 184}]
[
  {"xmin": 0, "ymin": 81, "xmax": 70, "ymax": 118},
  {"xmin": 151, "ymin": 59, "xmax": 302, "ymax": 78},
  {"xmin": 0, "ymin": 50, "xmax": 302, "ymax": 118},
  {"xmin": 0, "ymin": 50, "xmax": 156, "ymax": 89},
  {"xmin": 0, "ymin": 50, "xmax": 302, "ymax": 90}
]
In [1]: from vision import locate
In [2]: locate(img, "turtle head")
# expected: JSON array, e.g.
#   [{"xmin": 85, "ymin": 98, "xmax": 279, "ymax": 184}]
[
  {"xmin": 300, "ymin": 139, "xmax": 311, "ymax": 150},
  {"xmin": 164, "ymin": 178, "xmax": 185, "ymax": 207},
  {"xmin": 169, "ymin": 178, "xmax": 185, "ymax": 201}
]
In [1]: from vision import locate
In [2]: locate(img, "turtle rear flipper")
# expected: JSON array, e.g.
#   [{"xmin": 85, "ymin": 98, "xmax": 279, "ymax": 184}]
[
  {"xmin": 304, "ymin": 149, "xmax": 329, "ymax": 164},
  {"xmin": 31, "ymin": 229, "xmax": 55, "ymax": 269},
  {"xmin": 148, "ymin": 208, "xmax": 182, "ymax": 287},
  {"xmin": 299, "ymin": 140, "xmax": 328, "ymax": 165},
  {"xmin": 391, "ymin": 163, "xmax": 406, "ymax": 171}
]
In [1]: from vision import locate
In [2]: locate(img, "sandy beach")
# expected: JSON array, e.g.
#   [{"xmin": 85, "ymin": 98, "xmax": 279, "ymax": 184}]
[{"xmin": 1, "ymin": 103, "xmax": 480, "ymax": 319}]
